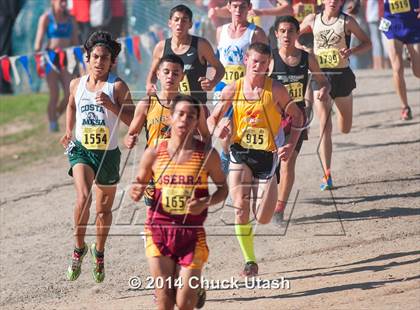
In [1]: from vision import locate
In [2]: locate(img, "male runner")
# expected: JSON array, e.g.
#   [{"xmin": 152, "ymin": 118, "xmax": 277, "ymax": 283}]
[
  {"xmin": 60, "ymin": 31, "xmax": 134, "ymax": 283},
  {"xmin": 131, "ymin": 94, "xmax": 227, "ymax": 310},
  {"xmin": 214, "ymin": 0, "xmax": 268, "ymax": 173},
  {"xmin": 146, "ymin": 4, "xmax": 225, "ymax": 107},
  {"xmin": 300, "ymin": 0, "xmax": 371, "ymax": 190},
  {"xmin": 270, "ymin": 15, "xmax": 330, "ymax": 224},
  {"xmin": 208, "ymin": 43, "xmax": 303, "ymax": 276},
  {"xmin": 381, "ymin": 0, "xmax": 420, "ymax": 120}
]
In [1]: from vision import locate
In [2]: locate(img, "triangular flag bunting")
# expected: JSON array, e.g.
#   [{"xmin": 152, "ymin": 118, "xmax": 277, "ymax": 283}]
[
  {"xmin": 133, "ymin": 35, "xmax": 142, "ymax": 63},
  {"xmin": 65, "ymin": 48, "xmax": 77, "ymax": 74},
  {"xmin": 125, "ymin": 37, "xmax": 134, "ymax": 56},
  {"xmin": 34, "ymin": 53, "xmax": 45, "ymax": 78},
  {"xmin": 1, "ymin": 57, "xmax": 12, "ymax": 82},
  {"xmin": 9, "ymin": 56, "xmax": 21, "ymax": 85},
  {"xmin": 73, "ymin": 47, "xmax": 86, "ymax": 70},
  {"xmin": 18, "ymin": 55, "xmax": 33, "ymax": 85}
]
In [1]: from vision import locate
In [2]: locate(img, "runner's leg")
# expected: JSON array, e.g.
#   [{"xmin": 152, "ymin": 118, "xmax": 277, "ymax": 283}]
[
  {"xmin": 314, "ymin": 92, "xmax": 333, "ymax": 174},
  {"xmin": 387, "ymin": 39, "xmax": 409, "ymax": 109},
  {"xmin": 334, "ymin": 94, "xmax": 353, "ymax": 134},
  {"xmin": 148, "ymin": 256, "xmax": 177, "ymax": 309},
  {"xmin": 72, "ymin": 164, "xmax": 95, "ymax": 249},
  {"xmin": 176, "ymin": 267, "xmax": 202, "ymax": 310},
  {"xmin": 95, "ymin": 184, "xmax": 117, "ymax": 252}
]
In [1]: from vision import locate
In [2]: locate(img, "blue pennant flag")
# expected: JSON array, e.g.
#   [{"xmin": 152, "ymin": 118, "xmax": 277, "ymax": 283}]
[
  {"xmin": 18, "ymin": 55, "xmax": 33, "ymax": 85},
  {"xmin": 73, "ymin": 47, "xmax": 86, "ymax": 70},
  {"xmin": 125, "ymin": 37, "xmax": 134, "ymax": 56}
]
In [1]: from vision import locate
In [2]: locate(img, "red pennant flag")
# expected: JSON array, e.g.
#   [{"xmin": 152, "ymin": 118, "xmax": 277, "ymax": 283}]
[
  {"xmin": 132, "ymin": 35, "xmax": 142, "ymax": 63},
  {"xmin": 55, "ymin": 48, "xmax": 66, "ymax": 69},
  {"xmin": 1, "ymin": 57, "xmax": 11, "ymax": 82},
  {"xmin": 34, "ymin": 53, "xmax": 45, "ymax": 78}
]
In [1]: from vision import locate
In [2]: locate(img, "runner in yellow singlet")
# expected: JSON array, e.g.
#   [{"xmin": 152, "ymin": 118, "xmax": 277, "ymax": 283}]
[{"xmin": 208, "ymin": 42, "xmax": 303, "ymax": 277}]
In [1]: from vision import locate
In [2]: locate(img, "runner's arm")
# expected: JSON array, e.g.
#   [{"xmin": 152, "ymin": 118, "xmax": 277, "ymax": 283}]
[
  {"xmin": 345, "ymin": 15, "xmax": 371, "ymax": 56},
  {"xmin": 308, "ymin": 53, "xmax": 331, "ymax": 102},
  {"xmin": 131, "ymin": 147, "xmax": 156, "ymax": 202},
  {"xmin": 299, "ymin": 13, "xmax": 315, "ymax": 35},
  {"xmin": 70, "ymin": 17, "xmax": 80, "ymax": 46},
  {"xmin": 274, "ymin": 81, "xmax": 303, "ymax": 149},
  {"xmin": 207, "ymin": 82, "xmax": 236, "ymax": 135},
  {"xmin": 250, "ymin": 0, "xmax": 292, "ymax": 16},
  {"xmin": 111, "ymin": 80, "xmax": 135, "ymax": 126},
  {"xmin": 34, "ymin": 13, "xmax": 48, "ymax": 52},
  {"xmin": 197, "ymin": 105, "xmax": 211, "ymax": 144},
  {"xmin": 61, "ymin": 78, "xmax": 79, "ymax": 148},
  {"xmin": 251, "ymin": 26, "xmax": 269, "ymax": 44},
  {"xmin": 124, "ymin": 97, "xmax": 150, "ymax": 149},
  {"xmin": 145, "ymin": 41, "xmax": 165, "ymax": 95},
  {"xmin": 187, "ymin": 148, "xmax": 228, "ymax": 214},
  {"xmin": 199, "ymin": 38, "xmax": 225, "ymax": 89}
]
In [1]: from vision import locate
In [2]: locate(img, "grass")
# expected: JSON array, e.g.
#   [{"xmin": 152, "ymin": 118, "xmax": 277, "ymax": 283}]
[
  {"xmin": 0, "ymin": 93, "xmax": 48, "ymax": 125},
  {"xmin": 0, "ymin": 93, "xmax": 64, "ymax": 173}
]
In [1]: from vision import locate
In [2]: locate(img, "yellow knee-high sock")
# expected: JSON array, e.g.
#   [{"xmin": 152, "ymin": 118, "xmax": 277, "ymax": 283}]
[{"xmin": 235, "ymin": 223, "xmax": 256, "ymax": 263}]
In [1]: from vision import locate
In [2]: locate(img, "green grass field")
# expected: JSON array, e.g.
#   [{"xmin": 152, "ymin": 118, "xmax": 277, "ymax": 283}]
[{"xmin": 0, "ymin": 93, "xmax": 64, "ymax": 172}]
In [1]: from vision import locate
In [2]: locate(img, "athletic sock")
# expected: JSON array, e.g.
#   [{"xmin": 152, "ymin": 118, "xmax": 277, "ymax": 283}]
[
  {"xmin": 275, "ymin": 201, "xmax": 286, "ymax": 213},
  {"xmin": 235, "ymin": 223, "xmax": 256, "ymax": 263},
  {"xmin": 74, "ymin": 245, "xmax": 85, "ymax": 256},
  {"xmin": 94, "ymin": 246, "xmax": 104, "ymax": 259}
]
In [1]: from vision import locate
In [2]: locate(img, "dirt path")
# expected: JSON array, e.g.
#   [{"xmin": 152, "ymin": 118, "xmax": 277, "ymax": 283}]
[{"xmin": 1, "ymin": 69, "xmax": 419, "ymax": 309}]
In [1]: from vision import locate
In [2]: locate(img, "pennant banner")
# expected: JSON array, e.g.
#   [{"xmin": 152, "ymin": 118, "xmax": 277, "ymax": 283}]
[
  {"xmin": 125, "ymin": 37, "xmax": 134, "ymax": 56},
  {"xmin": 65, "ymin": 48, "xmax": 77, "ymax": 74},
  {"xmin": 18, "ymin": 55, "xmax": 33, "ymax": 85},
  {"xmin": 1, "ymin": 57, "xmax": 11, "ymax": 83},
  {"xmin": 73, "ymin": 47, "xmax": 85, "ymax": 70},
  {"xmin": 132, "ymin": 35, "xmax": 142, "ymax": 63},
  {"xmin": 10, "ymin": 56, "xmax": 21, "ymax": 85}
]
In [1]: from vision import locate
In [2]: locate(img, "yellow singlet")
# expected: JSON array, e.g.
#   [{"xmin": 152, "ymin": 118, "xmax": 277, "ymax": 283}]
[
  {"xmin": 145, "ymin": 96, "xmax": 171, "ymax": 147},
  {"xmin": 231, "ymin": 78, "xmax": 282, "ymax": 152}
]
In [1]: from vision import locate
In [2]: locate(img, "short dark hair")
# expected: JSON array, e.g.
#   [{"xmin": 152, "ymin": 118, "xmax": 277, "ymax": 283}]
[
  {"xmin": 84, "ymin": 31, "xmax": 121, "ymax": 63},
  {"xmin": 247, "ymin": 42, "xmax": 271, "ymax": 56},
  {"xmin": 171, "ymin": 94, "xmax": 200, "ymax": 119},
  {"xmin": 157, "ymin": 54, "xmax": 184, "ymax": 69},
  {"xmin": 274, "ymin": 15, "xmax": 300, "ymax": 32},
  {"xmin": 228, "ymin": 0, "xmax": 251, "ymax": 5},
  {"xmin": 169, "ymin": 4, "xmax": 193, "ymax": 21}
]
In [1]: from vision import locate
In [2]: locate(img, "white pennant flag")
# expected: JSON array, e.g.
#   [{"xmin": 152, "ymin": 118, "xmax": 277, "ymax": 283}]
[
  {"xmin": 9, "ymin": 56, "xmax": 21, "ymax": 85},
  {"xmin": 65, "ymin": 48, "xmax": 77, "ymax": 74}
]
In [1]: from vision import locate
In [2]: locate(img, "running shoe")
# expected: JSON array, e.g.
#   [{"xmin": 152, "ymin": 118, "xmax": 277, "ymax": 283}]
[
  {"xmin": 401, "ymin": 106, "xmax": 412, "ymax": 121},
  {"xmin": 196, "ymin": 287, "xmax": 206, "ymax": 309},
  {"xmin": 49, "ymin": 121, "xmax": 59, "ymax": 132},
  {"xmin": 320, "ymin": 173, "xmax": 333, "ymax": 191},
  {"xmin": 90, "ymin": 243, "xmax": 105, "ymax": 283},
  {"xmin": 272, "ymin": 202, "xmax": 286, "ymax": 226},
  {"xmin": 66, "ymin": 243, "xmax": 88, "ymax": 281},
  {"xmin": 240, "ymin": 261, "xmax": 258, "ymax": 277},
  {"xmin": 220, "ymin": 151, "xmax": 230, "ymax": 175}
]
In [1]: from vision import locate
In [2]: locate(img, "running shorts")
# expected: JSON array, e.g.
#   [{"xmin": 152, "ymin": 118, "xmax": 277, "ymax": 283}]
[
  {"xmin": 312, "ymin": 67, "xmax": 356, "ymax": 99},
  {"xmin": 230, "ymin": 143, "xmax": 278, "ymax": 179},
  {"xmin": 145, "ymin": 225, "xmax": 209, "ymax": 269},
  {"xmin": 67, "ymin": 140, "xmax": 121, "ymax": 185}
]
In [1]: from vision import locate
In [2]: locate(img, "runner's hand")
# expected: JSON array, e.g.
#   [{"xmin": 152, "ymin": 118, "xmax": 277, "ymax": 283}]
[
  {"xmin": 95, "ymin": 91, "xmax": 112, "ymax": 107},
  {"xmin": 339, "ymin": 48, "xmax": 352, "ymax": 59},
  {"xmin": 198, "ymin": 77, "xmax": 214, "ymax": 91},
  {"xmin": 317, "ymin": 86, "xmax": 329, "ymax": 102},
  {"xmin": 124, "ymin": 133, "xmax": 138, "ymax": 149},
  {"xmin": 277, "ymin": 143, "xmax": 294, "ymax": 161},
  {"xmin": 415, "ymin": 8, "xmax": 420, "ymax": 19},
  {"xmin": 146, "ymin": 83, "xmax": 158, "ymax": 96},
  {"xmin": 130, "ymin": 181, "xmax": 143, "ymax": 202},
  {"xmin": 214, "ymin": 118, "xmax": 231, "ymax": 139},
  {"xmin": 60, "ymin": 131, "xmax": 72, "ymax": 148},
  {"xmin": 187, "ymin": 197, "xmax": 209, "ymax": 215},
  {"xmin": 293, "ymin": 3, "xmax": 304, "ymax": 16}
]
